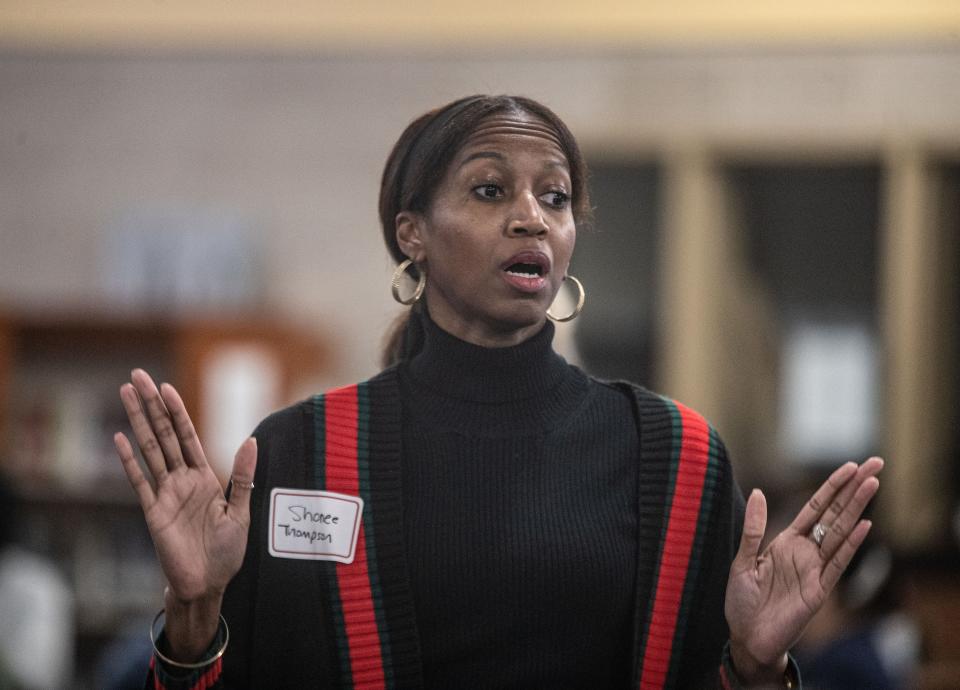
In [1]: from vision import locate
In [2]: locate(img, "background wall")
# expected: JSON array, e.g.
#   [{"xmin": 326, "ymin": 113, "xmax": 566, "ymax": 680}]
[{"xmin": 3, "ymin": 47, "xmax": 958, "ymax": 385}]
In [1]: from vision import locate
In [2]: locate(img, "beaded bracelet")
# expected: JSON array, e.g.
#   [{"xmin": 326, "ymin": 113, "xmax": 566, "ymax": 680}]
[{"xmin": 150, "ymin": 609, "xmax": 230, "ymax": 670}]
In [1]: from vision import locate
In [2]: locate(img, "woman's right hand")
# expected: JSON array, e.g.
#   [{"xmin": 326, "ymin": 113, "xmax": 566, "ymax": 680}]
[{"xmin": 114, "ymin": 368, "xmax": 257, "ymax": 659}]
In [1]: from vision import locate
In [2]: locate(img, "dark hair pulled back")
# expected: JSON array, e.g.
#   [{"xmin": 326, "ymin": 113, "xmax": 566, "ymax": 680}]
[{"xmin": 379, "ymin": 95, "xmax": 591, "ymax": 367}]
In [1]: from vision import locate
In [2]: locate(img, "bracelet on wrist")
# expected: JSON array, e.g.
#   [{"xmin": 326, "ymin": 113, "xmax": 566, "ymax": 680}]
[
  {"xmin": 150, "ymin": 608, "xmax": 229, "ymax": 670},
  {"xmin": 722, "ymin": 641, "xmax": 799, "ymax": 689}
]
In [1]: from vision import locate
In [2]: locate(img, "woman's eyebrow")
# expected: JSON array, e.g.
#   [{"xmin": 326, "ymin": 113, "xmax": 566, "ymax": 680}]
[
  {"xmin": 543, "ymin": 159, "xmax": 571, "ymax": 173},
  {"xmin": 457, "ymin": 150, "xmax": 504, "ymax": 169},
  {"xmin": 457, "ymin": 151, "xmax": 569, "ymax": 173}
]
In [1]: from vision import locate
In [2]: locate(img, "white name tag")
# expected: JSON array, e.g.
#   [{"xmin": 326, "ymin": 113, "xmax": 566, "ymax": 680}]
[{"xmin": 268, "ymin": 488, "xmax": 363, "ymax": 563}]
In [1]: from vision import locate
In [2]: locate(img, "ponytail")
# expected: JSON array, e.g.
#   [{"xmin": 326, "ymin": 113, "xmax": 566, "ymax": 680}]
[{"xmin": 380, "ymin": 303, "xmax": 426, "ymax": 368}]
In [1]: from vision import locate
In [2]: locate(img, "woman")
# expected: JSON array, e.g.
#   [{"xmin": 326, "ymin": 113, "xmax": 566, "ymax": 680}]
[{"xmin": 114, "ymin": 95, "xmax": 882, "ymax": 689}]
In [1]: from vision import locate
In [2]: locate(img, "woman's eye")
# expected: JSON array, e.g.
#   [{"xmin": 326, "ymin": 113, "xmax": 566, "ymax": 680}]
[
  {"xmin": 473, "ymin": 184, "xmax": 503, "ymax": 199},
  {"xmin": 541, "ymin": 190, "xmax": 570, "ymax": 209}
]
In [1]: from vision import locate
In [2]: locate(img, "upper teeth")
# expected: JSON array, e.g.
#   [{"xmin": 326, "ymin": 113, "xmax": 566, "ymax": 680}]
[{"xmin": 507, "ymin": 263, "xmax": 541, "ymax": 276}]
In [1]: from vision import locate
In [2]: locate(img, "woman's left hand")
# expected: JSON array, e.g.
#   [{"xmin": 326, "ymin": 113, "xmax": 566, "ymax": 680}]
[{"xmin": 723, "ymin": 457, "xmax": 883, "ymax": 684}]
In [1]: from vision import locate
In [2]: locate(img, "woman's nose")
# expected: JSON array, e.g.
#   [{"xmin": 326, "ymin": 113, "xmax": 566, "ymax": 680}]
[{"xmin": 506, "ymin": 192, "xmax": 549, "ymax": 237}]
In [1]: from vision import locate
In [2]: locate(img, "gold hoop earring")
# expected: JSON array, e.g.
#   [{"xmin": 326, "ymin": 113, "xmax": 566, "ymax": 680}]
[
  {"xmin": 391, "ymin": 259, "xmax": 426, "ymax": 305},
  {"xmin": 547, "ymin": 275, "xmax": 585, "ymax": 322}
]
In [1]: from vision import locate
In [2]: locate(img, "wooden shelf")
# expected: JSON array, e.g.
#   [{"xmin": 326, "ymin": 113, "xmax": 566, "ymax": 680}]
[{"xmin": 0, "ymin": 310, "xmax": 328, "ymax": 685}]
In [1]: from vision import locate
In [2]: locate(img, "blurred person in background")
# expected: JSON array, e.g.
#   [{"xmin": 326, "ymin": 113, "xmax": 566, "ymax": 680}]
[
  {"xmin": 112, "ymin": 95, "xmax": 883, "ymax": 689},
  {"xmin": 0, "ymin": 473, "xmax": 73, "ymax": 689},
  {"xmin": 92, "ymin": 615, "xmax": 155, "ymax": 690},
  {"xmin": 795, "ymin": 539, "xmax": 920, "ymax": 689}
]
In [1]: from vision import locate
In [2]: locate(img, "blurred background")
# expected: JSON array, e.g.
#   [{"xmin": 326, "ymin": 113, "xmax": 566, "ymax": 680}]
[{"xmin": 0, "ymin": 2, "xmax": 958, "ymax": 688}]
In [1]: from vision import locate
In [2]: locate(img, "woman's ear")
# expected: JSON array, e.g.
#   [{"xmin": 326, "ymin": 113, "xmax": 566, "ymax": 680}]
[{"xmin": 395, "ymin": 211, "xmax": 427, "ymax": 263}]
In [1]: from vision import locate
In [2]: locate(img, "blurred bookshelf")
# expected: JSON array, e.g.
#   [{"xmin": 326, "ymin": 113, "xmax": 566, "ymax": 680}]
[
  {"xmin": 561, "ymin": 143, "xmax": 958, "ymax": 561},
  {"xmin": 644, "ymin": 143, "xmax": 960, "ymax": 688},
  {"xmin": 0, "ymin": 311, "xmax": 327, "ymax": 683},
  {"xmin": 575, "ymin": 160, "xmax": 661, "ymax": 389},
  {"xmin": 647, "ymin": 143, "xmax": 959, "ymax": 544}
]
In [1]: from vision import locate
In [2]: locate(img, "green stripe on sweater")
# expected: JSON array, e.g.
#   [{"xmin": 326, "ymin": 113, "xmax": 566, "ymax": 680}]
[{"xmin": 312, "ymin": 394, "xmax": 353, "ymax": 689}]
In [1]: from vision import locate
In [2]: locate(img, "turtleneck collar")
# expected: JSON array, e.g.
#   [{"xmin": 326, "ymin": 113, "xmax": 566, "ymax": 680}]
[
  {"xmin": 408, "ymin": 307, "xmax": 569, "ymax": 402},
  {"xmin": 399, "ymin": 307, "xmax": 589, "ymax": 435}
]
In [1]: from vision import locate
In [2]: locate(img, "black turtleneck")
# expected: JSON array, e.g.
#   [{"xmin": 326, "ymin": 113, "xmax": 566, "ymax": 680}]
[{"xmin": 399, "ymin": 311, "xmax": 639, "ymax": 689}]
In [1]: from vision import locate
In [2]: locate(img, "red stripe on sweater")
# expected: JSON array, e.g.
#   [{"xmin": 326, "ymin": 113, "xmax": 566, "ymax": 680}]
[
  {"xmin": 150, "ymin": 657, "xmax": 165, "ymax": 690},
  {"xmin": 149, "ymin": 653, "xmax": 221, "ymax": 690},
  {"xmin": 197, "ymin": 658, "xmax": 222, "ymax": 690},
  {"xmin": 639, "ymin": 402, "xmax": 711, "ymax": 690},
  {"xmin": 719, "ymin": 663, "xmax": 733, "ymax": 690},
  {"xmin": 325, "ymin": 385, "xmax": 386, "ymax": 690}
]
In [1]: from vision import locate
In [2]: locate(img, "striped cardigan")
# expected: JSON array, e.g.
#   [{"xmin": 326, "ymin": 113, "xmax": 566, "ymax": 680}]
[{"xmin": 150, "ymin": 367, "xmax": 759, "ymax": 690}]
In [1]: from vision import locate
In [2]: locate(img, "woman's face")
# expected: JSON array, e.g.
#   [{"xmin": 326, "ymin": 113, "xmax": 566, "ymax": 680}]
[{"xmin": 396, "ymin": 112, "xmax": 576, "ymax": 347}]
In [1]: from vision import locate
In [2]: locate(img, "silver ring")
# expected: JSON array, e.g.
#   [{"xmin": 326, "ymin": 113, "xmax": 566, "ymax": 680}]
[
  {"xmin": 810, "ymin": 522, "xmax": 827, "ymax": 547},
  {"xmin": 231, "ymin": 476, "xmax": 254, "ymax": 491}
]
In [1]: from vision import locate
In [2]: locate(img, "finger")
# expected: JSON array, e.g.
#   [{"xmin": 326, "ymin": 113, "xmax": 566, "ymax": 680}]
[
  {"xmin": 819, "ymin": 475, "xmax": 880, "ymax": 560},
  {"xmin": 820, "ymin": 519, "xmax": 872, "ymax": 593},
  {"xmin": 113, "ymin": 431, "xmax": 156, "ymax": 510},
  {"xmin": 790, "ymin": 461, "xmax": 857, "ymax": 535},
  {"xmin": 159, "ymin": 382, "xmax": 208, "ymax": 470},
  {"xmin": 733, "ymin": 489, "xmax": 767, "ymax": 571},
  {"xmin": 130, "ymin": 368, "xmax": 186, "ymax": 471},
  {"xmin": 227, "ymin": 437, "xmax": 258, "ymax": 522},
  {"xmin": 120, "ymin": 382, "xmax": 168, "ymax": 483},
  {"xmin": 820, "ymin": 457, "xmax": 884, "ymax": 526}
]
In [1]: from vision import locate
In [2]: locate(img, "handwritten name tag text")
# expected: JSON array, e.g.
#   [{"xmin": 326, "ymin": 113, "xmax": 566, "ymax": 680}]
[{"xmin": 268, "ymin": 489, "xmax": 363, "ymax": 563}]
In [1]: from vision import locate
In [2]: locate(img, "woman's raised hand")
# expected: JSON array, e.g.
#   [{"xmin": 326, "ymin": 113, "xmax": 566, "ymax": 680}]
[
  {"xmin": 723, "ymin": 457, "xmax": 883, "ymax": 685},
  {"xmin": 114, "ymin": 369, "xmax": 257, "ymax": 659}
]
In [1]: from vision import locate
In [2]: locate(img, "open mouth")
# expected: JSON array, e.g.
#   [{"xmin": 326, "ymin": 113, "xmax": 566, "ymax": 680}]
[
  {"xmin": 505, "ymin": 262, "xmax": 544, "ymax": 278},
  {"xmin": 501, "ymin": 252, "xmax": 550, "ymax": 293},
  {"xmin": 501, "ymin": 251, "xmax": 550, "ymax": 276}
]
